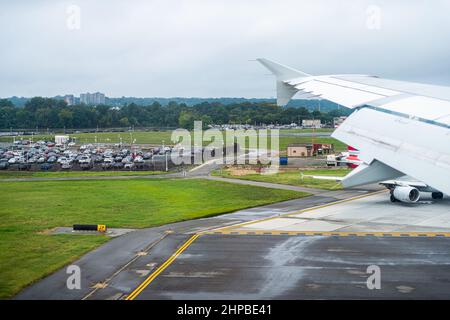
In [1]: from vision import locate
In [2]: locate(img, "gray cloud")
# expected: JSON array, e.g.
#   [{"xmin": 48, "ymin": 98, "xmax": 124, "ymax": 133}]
[{"xmin": 1, "ymin": 0, "xmax": 450, "ymax": 98}]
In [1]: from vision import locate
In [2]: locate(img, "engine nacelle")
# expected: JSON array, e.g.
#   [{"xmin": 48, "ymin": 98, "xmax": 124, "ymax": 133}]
[{"xmin": 393, "ymin": 186, "xmax": 420, "ymax": 203}]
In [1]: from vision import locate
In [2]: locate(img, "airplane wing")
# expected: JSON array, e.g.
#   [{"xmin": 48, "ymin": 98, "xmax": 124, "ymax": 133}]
[{"xmin": 257, "ymin": 58, "xmax": 450, "ymax": 195}]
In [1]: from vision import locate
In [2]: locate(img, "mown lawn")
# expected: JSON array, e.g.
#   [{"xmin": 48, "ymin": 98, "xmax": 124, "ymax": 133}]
[
  {"xmin": 212, "ymin": 168, "xmax": 351, "ymax": 190},
  {"xmin": 0, "ymin": 170, "xmax": 166, "ymax": 179},
  {"xmin": 0, "ymin": 131, "xmax": 173, "ymax": 145},
  {"xmin": 0, "ymin": 178, "xmax": 307, "ymax": 298},
  {"xmin": 0, "ymin": 130, "xmax": 346, "ymax": 151}
]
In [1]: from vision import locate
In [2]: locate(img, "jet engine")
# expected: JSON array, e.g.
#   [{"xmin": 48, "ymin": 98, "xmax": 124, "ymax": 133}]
[{"xmin": 392, "ymin": 186, "xmax": 420, "ymax": 203}]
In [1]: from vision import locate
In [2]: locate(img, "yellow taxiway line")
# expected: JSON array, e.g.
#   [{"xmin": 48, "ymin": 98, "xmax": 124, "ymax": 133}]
[
  {"xmin": 126, "ymin": 188, "xmax": 442, "ymax": 300},
  {"xmin": 126, "ymin": 233, "xmax": 200, "ymax": 300},
  {"xmin": 204, "ymin": 230, "xmax": 450, "ymax": 237}
]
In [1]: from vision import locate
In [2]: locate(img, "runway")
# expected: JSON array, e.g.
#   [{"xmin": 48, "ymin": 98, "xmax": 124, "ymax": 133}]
[
  {"xmin": 131, "ymin": 234, "xmax": 450, "ymax": 300},
  {"xmin": 16, "ymin": 187, "xmax": 450, "ymax": 300}
]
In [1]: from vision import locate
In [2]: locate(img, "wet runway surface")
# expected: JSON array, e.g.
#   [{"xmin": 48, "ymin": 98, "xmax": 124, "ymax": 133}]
[
  {"xmin": 134, "ymin": 234, "xmax": 450, "ymax": 300},
  {"xmin": 16, "ymin": 186, "xmax": 450, "ymax": 300}
]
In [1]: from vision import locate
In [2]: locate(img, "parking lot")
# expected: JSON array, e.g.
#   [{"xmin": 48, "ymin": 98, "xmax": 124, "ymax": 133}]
[{"xmin": 0, "ymin": 140, "xmax": 175, "ymax": 172}]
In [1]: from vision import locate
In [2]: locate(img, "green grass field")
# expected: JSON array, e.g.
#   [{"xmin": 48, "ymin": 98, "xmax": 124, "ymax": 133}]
[
  {"xmin": 0, "ymin": 129, "xmax": 346, "ymax": 152},
  {"xmin": 0, "ymin": 131, "xmax": 173, "ymax": 145},
  {"xmin": 0, "ymin": 170, "xmax": 167, "ymax": 179},
  {"xmin": 212, "ymin": 168, "xmax": 351, "ymax": 190},
  {"xmin": 280, "ymin": 128, "xmax": 335, "ymax": 133},
  {"xmin": 0, "ymin": 178, "xmax": 308, "ymax": 298}
]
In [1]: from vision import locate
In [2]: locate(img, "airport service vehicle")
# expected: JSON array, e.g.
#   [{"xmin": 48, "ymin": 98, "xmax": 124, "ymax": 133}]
[
  {"xmin": 326, "ymin": 155, "xmax": 337, "ymax": 167},
  {"xmin": 258, "ymin": 58, "xmax": 450, "ymax": 201}
]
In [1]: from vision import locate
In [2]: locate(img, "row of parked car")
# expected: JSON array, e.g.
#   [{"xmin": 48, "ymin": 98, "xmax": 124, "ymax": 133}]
[{"xmin": 0, "ymin": 140, "xmax": 172, "ymax": 171}]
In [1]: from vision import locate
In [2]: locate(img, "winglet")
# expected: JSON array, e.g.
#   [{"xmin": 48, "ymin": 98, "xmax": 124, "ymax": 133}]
[
  {"xmin": 256, "ymin": 58, "xmax": 310, "ymax": 106},
  {"xmin": 256, "ymin": 58, "xmax": 310, "ymax": 81}
]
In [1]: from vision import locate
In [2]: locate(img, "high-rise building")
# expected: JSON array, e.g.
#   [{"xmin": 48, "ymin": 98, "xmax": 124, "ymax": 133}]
[
  {"xmin": 63, "ymin": 94, "xmax": 75, "ymax": 106},
  {"xmin": 80, "ymin": 92, "xmax": 106, "ymax": 105}
]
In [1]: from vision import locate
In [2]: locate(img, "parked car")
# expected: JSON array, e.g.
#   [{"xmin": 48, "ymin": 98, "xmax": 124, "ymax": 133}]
[
  {"xmin": 102, "ymin": 158, "xmax": 114, "ymax": 169},
  {"xmin": 122, "ymin": 156, "xmax": 133, "ymax": 163},
  {"xmin": 47, "ymin": 156, "xmax": 57, "ymax": 163},
  {"xmin": 0, "ymin": 161, "xmax": 9, "ymax": 170},
  {"xmin": 57, "ymin": 157, "xmax": 68, "ymax": 164},
  {"xmin": 40, "ymin": 163, "xmax": 53, "ymax": 171},
  {"xmin": 79, "ymin": 155, "xmax": 91, "ymax": 165},
  {"xmin": 18, "ymin": 163, "xmax": 30, "ymax": 170},
  {"xmin": 61, "ymin": 162, "xmax": 72, "ymax": 169},
  {"xmin": 113, "ymin": 162, "xmax": 124, "ymax": 169},
  {"xmin": 124, "ymin": 162, "xmax": 134, "ymax": 170},
  {"xmin": 133, "ymin": 156, "xmax": 144, "ymax": 163},
  {"xmin": 143, "ymin": 152, "xmax": 152, "ymax": 160}
]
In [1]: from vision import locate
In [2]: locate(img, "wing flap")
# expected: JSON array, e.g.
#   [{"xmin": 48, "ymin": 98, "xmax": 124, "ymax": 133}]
[{"xmin": 341, "ymin": 160, "xmax": 403, "ymax": 188}]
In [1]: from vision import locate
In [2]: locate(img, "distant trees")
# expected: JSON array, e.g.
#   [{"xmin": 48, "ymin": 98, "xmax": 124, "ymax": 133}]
[{"xmin": 0, "ymin": 97, "xmax": 351, "ymax": 129}]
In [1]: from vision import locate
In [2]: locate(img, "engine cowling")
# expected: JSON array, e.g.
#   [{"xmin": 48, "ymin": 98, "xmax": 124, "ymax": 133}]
[{"xmin": 393, "ymin": 186, "xmax": 420, "ymax": 203}]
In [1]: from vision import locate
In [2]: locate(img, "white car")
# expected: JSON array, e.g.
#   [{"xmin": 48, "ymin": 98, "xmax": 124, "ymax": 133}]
[
  {"xmin": 79, "ymin": 156, "xmax": 91, "ymax": 165},
  {"xmin": 8, "ymin": 157, "xmax": 17, "ymax": 164},
  {"xmin": 124, "ymin": 162, "xmax": 134, "ymax": 169},
  {"xmin": 61, "ymin": 161, "xmax": 72, "ymax": 169},
  {"xmin": 133, "ymin": 156, "xmax": 144, "ymax": 163},
  {"xmin": 57, "ymin": 157, "xmax": 68, "ymax": 164}
]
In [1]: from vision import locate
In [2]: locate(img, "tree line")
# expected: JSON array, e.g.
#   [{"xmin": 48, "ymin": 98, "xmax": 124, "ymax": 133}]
[{"xmin": 0, "ymin": 97, "xmax": 351, "ymax": 130}]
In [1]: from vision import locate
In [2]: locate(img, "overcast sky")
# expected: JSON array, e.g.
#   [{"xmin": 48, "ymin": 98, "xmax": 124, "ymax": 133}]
[{"xmin": 1, "ymin": 0, "xmax": 450, "ymax": 98}]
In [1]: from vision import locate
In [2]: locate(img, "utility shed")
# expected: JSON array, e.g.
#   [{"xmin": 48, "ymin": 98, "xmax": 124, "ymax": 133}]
[{"xmin": 287, "ymin": 144, "xmax": 313, "ymax": 157}]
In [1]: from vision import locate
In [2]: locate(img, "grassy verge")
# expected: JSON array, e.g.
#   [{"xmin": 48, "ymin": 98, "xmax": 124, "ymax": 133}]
[
  {"xmin": 0, "ymin": 170, "xmax": 167, "ymax": 179},
  {"xmin": 0, "ymin": 178, "xmax": 307, "ymax": 298},
  {"xmin": 280, "ymin": 128, "xmax": 335, "ymax": 133},
  {"xmin": 212, "ymin": 168, "xmax": 351, "ymax": 190}
]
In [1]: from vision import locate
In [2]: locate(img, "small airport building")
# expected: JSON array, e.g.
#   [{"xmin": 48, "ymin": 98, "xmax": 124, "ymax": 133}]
[{"xmin": 287, "ymin": 143, "xmax": 334, "ymax": 157}]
